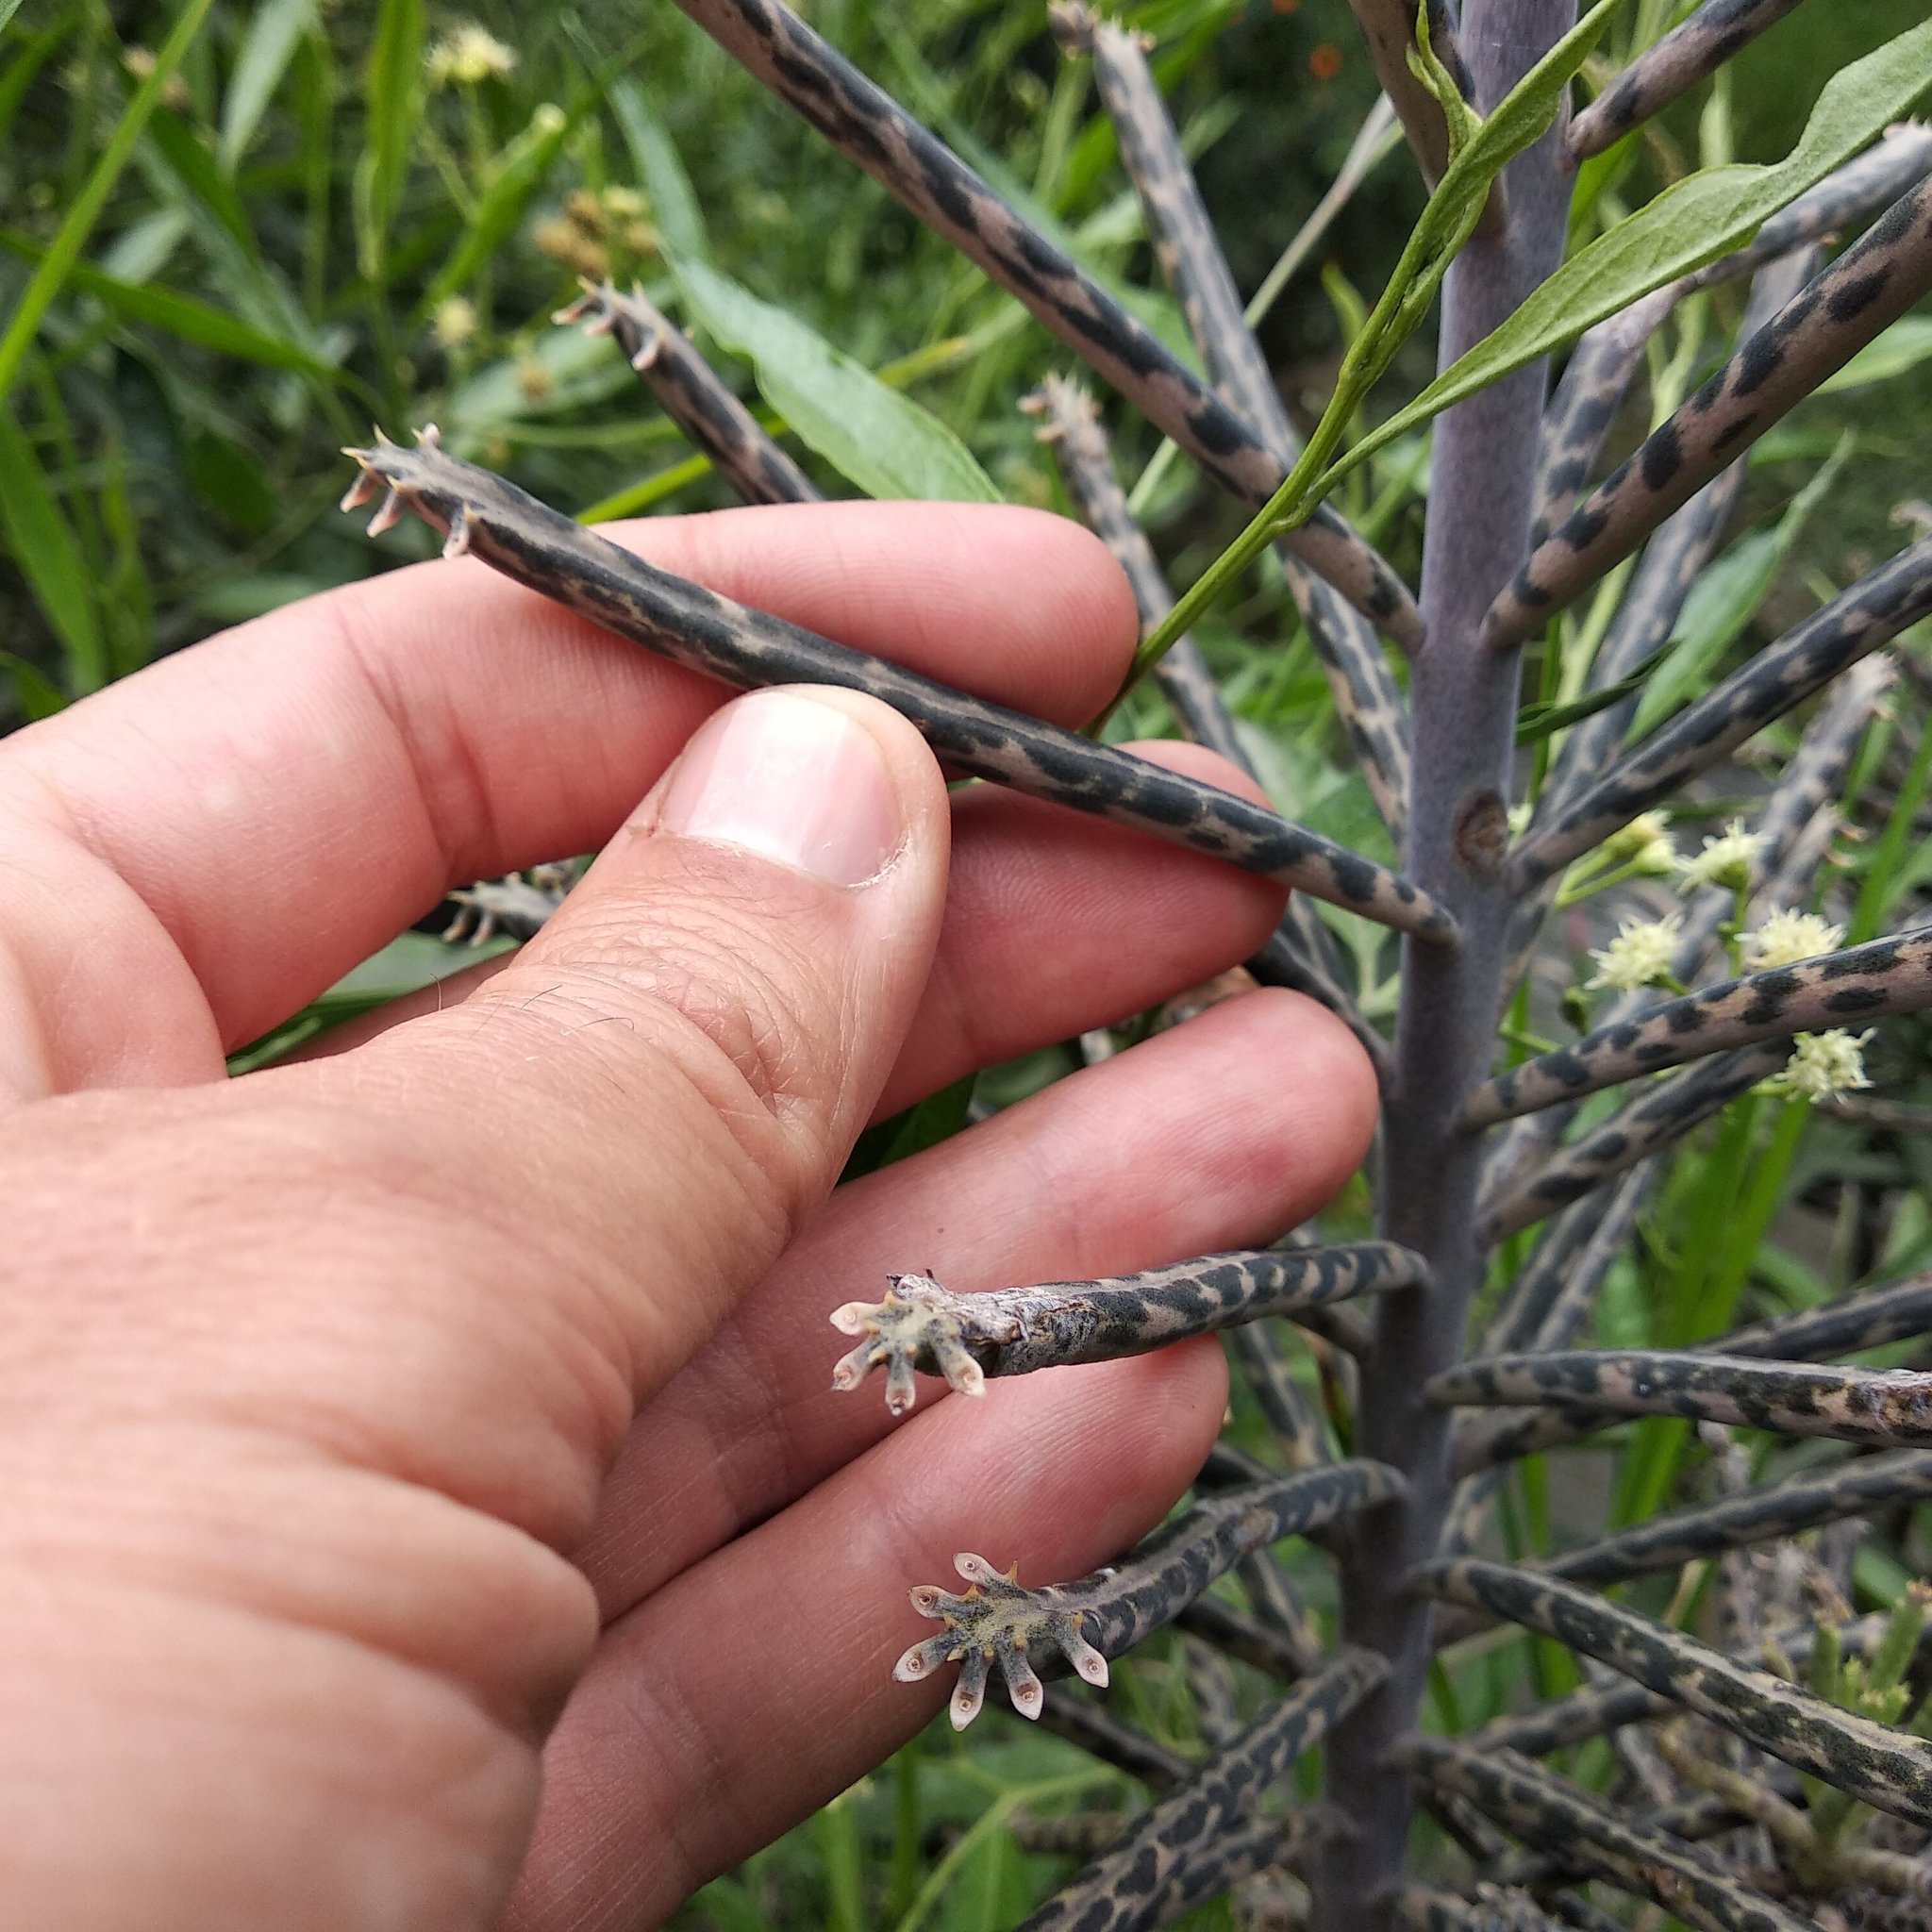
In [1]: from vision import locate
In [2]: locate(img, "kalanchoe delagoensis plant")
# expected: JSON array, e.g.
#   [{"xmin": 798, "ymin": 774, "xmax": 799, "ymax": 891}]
[{"xmin": 329, "ymin": 1, "xmax": 1932, "ymax": 1924}]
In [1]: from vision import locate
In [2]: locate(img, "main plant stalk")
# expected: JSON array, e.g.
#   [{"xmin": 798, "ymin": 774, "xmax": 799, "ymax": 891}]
[{"xmin": 1314, "ymin": 5, "xmax": 1578, "ymax": 1922}]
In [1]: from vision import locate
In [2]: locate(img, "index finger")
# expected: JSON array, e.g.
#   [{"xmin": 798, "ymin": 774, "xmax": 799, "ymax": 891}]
[{"xmin": 0, "ymin": 502, "xmax": 1137, "ymax": 1073}]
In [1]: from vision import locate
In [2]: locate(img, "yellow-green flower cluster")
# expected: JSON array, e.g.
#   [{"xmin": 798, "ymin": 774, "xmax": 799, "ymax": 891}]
[
  {"xmin": 426, "ymin": 24, "xmax": 517, "ymax": 89},
  {"xmin": 1764, "ymin": 1029, "xmax": 1874, "ymax": 1101},
  {"xmin": 1740, "ymin": 909, "xmax": 1843, "ymax": 972},
  {"xmin": 1675, "ymin": 818, "xmax": 1763, "ymax": 894},
  {"xmin": 1587, "ymin": 913, "xmax": 1683, "ymax": 993}
]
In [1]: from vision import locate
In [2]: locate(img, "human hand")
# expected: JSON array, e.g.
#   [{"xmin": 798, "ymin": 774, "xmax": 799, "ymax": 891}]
[{"xmin": 0, "ymin": 501, "xmax": 1376, "ymax": 1930}]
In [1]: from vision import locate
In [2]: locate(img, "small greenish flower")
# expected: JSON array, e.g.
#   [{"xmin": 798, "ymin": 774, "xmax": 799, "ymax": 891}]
[
  {"xmin": 1675, "ymin": 817, "xmax": 1762, "ymax": 894},
  {"xmin": 1740, "ymin": 908, "xmax": 1843, "ymax": 972},
  {"xmin": 1764, "ymin": 1028, "xmax": 1874, "ymax": 1101},
  {"xmin": 426, "ymin": 24, "xmax": 517, "ymax": 89},
  {"xmin": 1506, "ymin": 801, "xmax": 1532, "ymax": 838},
  {"xmin": 1586, "ymin": 913, "xmax": 1683, "ymax": 992},
  {"xmin": 431, "ymin": 295, "xmax": 477, "ymax": 350}
]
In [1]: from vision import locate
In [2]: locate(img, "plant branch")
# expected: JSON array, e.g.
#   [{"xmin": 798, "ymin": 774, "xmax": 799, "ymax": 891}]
[
  {"xmin": 1513, "ymin": 535, "xmax": 1932, "ymax": 886},
  {"xmin": 1017, "ymin": 1654, "xmax": 1383, "ymax": 1931}
]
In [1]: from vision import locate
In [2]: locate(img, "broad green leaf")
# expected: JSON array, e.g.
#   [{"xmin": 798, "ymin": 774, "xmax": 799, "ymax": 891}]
[
  {"xmin": 1356, "ymin": 21, "xmax": 1932, "ymax": 469},
  {"xmin": 843, "ymin": 1074, "xmax": 976, "ymax": 1180},
  {"xmin": 354, "ymin": 0, "xmax": 424, "ymax": 281},
  {"xmin": 1629, "ymin": 433, "xmax": 1851, "ymax": 737},
  {"xmin": 0, "ymin": 405, "xmax": 103, "ymax": 691},
  {"xmin": 608, "ymin": 76, "xmax": 709, "ymax": 262},
  {"xmin": 673, "ymin": 258, "xmax": 1001, "ymax": 504},
  {"xmin": 1816, "ymin": 314, "xmax": 1932, "ymax": 395},
  {"xmin": 219, "ymin": 0, "xmax": 315, "ymax": 169},
  {"xmin": 0, "ymin": 0, "xmax": 24, "ymax": 32},
  {"xmin": 0, "ymin": 227, "xmax": 347, "ymax": 381},
  {"xmin": 419, "ymin": 100, "xmax": 571, "ymax": 312},
  {"xmin": 0, "ymin": 0, "xmax": 217, "ymax": 408}
]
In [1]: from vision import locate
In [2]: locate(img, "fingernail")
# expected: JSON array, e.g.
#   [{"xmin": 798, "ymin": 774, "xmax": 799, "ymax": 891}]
[{"xmin": 657, "ymin": 690, "xmax": 904, "ymax": 886}]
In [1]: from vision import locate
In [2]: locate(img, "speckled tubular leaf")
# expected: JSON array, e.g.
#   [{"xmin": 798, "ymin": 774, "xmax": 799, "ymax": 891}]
[
  {"xmin": 671, "ymin": 257, "xmax": 1001, "ymax": 504},
  {"xmin": 1346, "ymin": 24, "xmax": 1932, "ymax": 479}
]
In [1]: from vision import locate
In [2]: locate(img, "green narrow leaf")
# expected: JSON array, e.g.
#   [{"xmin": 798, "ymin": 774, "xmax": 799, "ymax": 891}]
[
  {"xmin": 418, "ymin": 100, "xmax": 571, "ymax": 312},
  {"xmin": 354, "ymin": 0, "xmax": 425, "ymax": 281},
  {"xmin": 0, "ymin": 0, "xmax": 24, "ymax": 32},
  {"xmin": 672, "ymin": 258, "xmax": 1001, "ymax": 504},
  {"xmin": 1629, "ymin": 432, "xmax": 1851, "ymax": 736},
  {"xmin": 0, "ymin": 0, "xmax": 217, "ymax": 408},
  {"xmin": 0, "ymin": 227, "xmax": 348, "ymax": 381},
  {"xmin": 608, "ymin": 76, "xmax": 709, "ymax": 262},
  {"xmin": 1816, "ymin": 313, "xmax": 1932, "ymax": 396},
  {"xmin": 0, "ymin": 648, "xmax": 66, "ymax": 720},
  {"xmin": 1352, "ymin": 21, "xmax": 1932, "ymax": 471},
  {"xmin": 219, "ymin": 0, "xmax": 316, "ymax": 170},
  {"xmin": 145, "ymin": 108, "xmax": 258, "ymax": 256},
  {"xmin": 0, "ymin": 405, "xmax": 104, "ymax": 692},
  {"xmin": 843, "ymin": 1073, "xmax": 976, "ymax": 1180},
  {"xmin": 1513, "ymin": 641, "xmax": 1674, "ymax": 743}
]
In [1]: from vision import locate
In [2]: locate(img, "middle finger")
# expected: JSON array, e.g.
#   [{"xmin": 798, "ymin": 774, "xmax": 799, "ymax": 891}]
[{"xmin": 577, "ymin": 987, "xmax": 1375, "ymax": 1620}]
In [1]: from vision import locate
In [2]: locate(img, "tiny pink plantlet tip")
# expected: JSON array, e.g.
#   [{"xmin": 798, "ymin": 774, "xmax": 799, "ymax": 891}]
[
  {"xmin": 365, "ymin": 490, "xmax": 405, "ymax": 538},
  {"xmin": 339, "ymin": 467, "xmax": 381, "ymax": 513},
  {"xmin": 442, "ymin": 511, "xmax": 471, "ymax": 560},
  {"xmin": 629, "ymin": 335, "xmax": 662, "ymax": 372}
]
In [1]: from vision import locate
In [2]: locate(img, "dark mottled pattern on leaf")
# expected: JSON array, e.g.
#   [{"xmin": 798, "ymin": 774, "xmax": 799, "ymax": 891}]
[
  {"xmin": 896, "ymin": 1464, "xmax": 1401, "ymax": 1726},
  {"xmin": 830, "ymin": 1242, "xmax": 1424, "ymax": 1411},
  {"xmin": 1065, "ymin": 13, "xmax": 1411, "ymax": 834},
  {"xmin": 1417, "ymin": 1558, "xmax": 1932, "ymax": 1828},
  {"xmin": 1464, "ymin": 923, "xmax": 1932, "ymax": 1126},
  {"xmin": 1485, "ymin": 175, "xmax": 1932, "ymax": 651},
  {"xmin": 1569, "ymin": 0, "xmax": 1812, "ymax": 162},
  {"xmin": 1396, "ymin": 1732, "xmax": 1814, "ymax": 1932},
  {"xmin": 342, "ymin": 437, "xmax": 1456, "ymax": 937},
  {"xmin": 1514, "ymin": 536, "xmax": 1932, "ymax": 885},
  {"xmin": 671, "ymin": 0, "xmax": 1425, "ymax": 646},
  {"xmin": 558, "ymin": 282, "xmax": 820, "ymax": 506},
  {"xmin": 1014, "ymin": 1652, "xmax": 1382, "ymax": 1930},
  {"xmin": 1430, "ymin": 1348, "xmax": 1932, "ymax": 1447},
  {"xmin": 1478, "ymin": 1047, "xmax": 1783, "ymax": 1239}
]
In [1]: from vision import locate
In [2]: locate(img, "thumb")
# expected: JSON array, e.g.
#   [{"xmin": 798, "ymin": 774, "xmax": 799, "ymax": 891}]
[{"xmin": 354, "ymin": 682, "xmax": 952, "ymax": 1399}]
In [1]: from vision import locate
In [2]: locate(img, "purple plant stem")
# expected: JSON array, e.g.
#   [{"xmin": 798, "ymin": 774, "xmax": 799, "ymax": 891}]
[{"xmin": 1313, "ymin": 8, "xmax": 1578, "ymax": 1926}]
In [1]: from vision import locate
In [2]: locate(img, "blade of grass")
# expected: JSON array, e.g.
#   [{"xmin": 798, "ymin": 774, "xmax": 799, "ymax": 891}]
[
  {"xmin": 0, "ymin": 0, "xmax": 217, "ymax": 409},
  {"xmin": 0, "ymin": 402, "xmax": 104, "ymax": 691}
]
